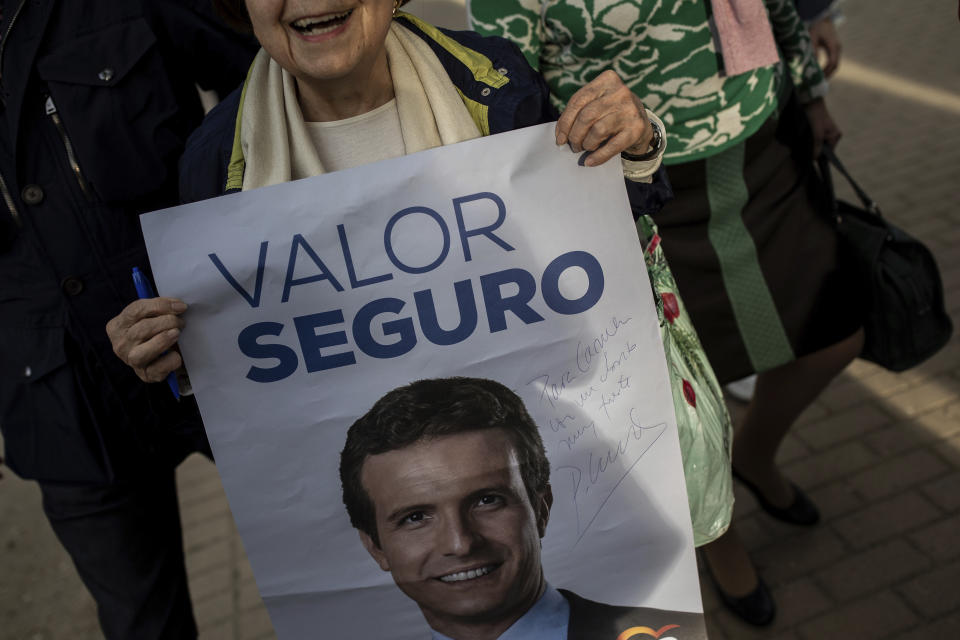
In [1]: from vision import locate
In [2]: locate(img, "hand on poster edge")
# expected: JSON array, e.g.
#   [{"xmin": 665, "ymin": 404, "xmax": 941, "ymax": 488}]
[
  {"xmin": 106, "ymin": 298, "xmax": 187, "ymax": 384},
  {"xmin": 556, "ymin": 70, "xmax": 654, "ymax": 167}
]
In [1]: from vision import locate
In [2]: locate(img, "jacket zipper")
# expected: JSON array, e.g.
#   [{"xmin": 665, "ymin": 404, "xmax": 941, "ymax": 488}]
[
  {"xmin": 45, "ymin": 95, "xmax": 94, "ymax": 202},
  {"xmin": 0, "ymin": 0, "xmax": 28, "ymax": 87},
  {"xmin": 0, "ymin": 172, "xmax": 21, "ymax": 227}
]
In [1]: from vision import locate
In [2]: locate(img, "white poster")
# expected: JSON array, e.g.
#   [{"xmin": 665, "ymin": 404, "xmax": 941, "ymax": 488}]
[{"xmin": 142, "ymin": 123, "xmax": 706, "ymax": 640}]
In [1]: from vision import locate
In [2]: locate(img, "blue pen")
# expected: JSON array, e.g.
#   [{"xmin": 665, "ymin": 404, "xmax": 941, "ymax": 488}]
[{"xmin": 132, "ymin": 267, "xmax": 181, "ymax": 400}]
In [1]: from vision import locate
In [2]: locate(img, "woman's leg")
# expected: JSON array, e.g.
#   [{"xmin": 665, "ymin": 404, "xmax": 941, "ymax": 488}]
[
  {"xmin": 732, "ymin": 327, "xmax": 865, "ymax": 506},
  {"xmin": 703, "ymin": 328, "xmax": 863, "ymax": 624},
  {"xmin": 702, "ymin": 526, "xmax": 758, "ymax": 596}
]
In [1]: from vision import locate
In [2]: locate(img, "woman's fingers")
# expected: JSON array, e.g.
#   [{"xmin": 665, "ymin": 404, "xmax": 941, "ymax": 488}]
[
  {"xmin": 809, "ymin": 18, "xmax": 842, "ymax": 78},
  {"xmin": 136, "ymin": 350, "xmax": 184, "ymax": 384},
  {"xmin": 824, "ymin": 121, "xmax": 843, "ymax": 149},
  {"xmin": 556, "ymin": 72, "xmax": 609, "ymax": 146},
  {"xmin": 106, "ymin": 297, "xmax": 188, "ymax": 383},
  {"xmin": 556, "ymin": 70, "xmax": 652, "ymax": 165},
  {"xmin": 804, "ymin": 98, "xmax": 843, "ymax": 157},
  {"xmin": 108, "ymin": 302, "xmax": 184, "ymax": 360},
  {"xmin": 133, "ymin": 313, "xmax": 184, "ymax": 344},
  {"xmin": 584, "ymin": 128, "xmax": 643, "ymax": 167},
  {"xmin": 110, "ymin": 297, "xmax": 187, "ymax": 329},
  {"xmin": 557, "ymin": 70, "xmax": 629, "ymax": 145},
  {"xmin": 126, "ymin": 327, "xmax": 182, "ymax": 369},
  {"xmin": 107, "ymin": 299, "xmax": 187, "ymax": 342}
]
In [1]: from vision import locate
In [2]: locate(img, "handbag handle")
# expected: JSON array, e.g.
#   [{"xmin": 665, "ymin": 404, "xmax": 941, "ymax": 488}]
[{"xmin": 819, "ymin": 146, "xmax": 882, "ymax": 216}]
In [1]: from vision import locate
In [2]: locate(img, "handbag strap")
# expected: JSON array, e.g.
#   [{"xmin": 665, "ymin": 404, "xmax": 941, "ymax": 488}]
[
  {"xmin": 817, "ymin": 150, "xmax": 839, "ymax": 218},
  {"xmin": 820, "ymin": 146, "xmax": 882, "ymax": 216}
]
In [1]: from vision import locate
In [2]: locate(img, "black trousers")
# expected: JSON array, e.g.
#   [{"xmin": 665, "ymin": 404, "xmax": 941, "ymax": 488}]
[{"xmin": 39, "ymin": 445, "xmax": 211, "ymax": 640}]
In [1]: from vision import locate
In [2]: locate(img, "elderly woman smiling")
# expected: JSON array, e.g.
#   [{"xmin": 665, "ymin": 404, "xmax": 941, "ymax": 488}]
[{"xmin": 107, "ymin": 0, "xmax": 667, "ymax": 385}]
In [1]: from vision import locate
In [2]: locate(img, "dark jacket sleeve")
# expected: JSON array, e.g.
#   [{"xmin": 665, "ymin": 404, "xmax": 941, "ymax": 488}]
[
  {"xmin": 179, "ymin": 87, "xmax": 244, "ymax": 204},
  {"xmin": 625, "ymin": 167, "xmax": 674, "ymax": 220},
  {"xmin": 146, "ymin": 0, "xmax": 258, "ymax": 97},
  {"xmin": 494, "ymin": 37, "xmax": 557, "ymax": 131}
]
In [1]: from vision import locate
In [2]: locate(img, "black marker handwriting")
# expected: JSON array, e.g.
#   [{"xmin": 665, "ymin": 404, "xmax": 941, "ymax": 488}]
[
  {"xmin": 555, "ymin": 408, "xmax": 668, "ymax": 544},
  {"xmin": 577, "ymin": 316, "xmax": 633, "ymax": 374}
]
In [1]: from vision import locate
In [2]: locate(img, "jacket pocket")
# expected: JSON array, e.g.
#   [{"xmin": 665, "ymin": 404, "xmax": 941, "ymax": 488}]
[
  {"xmin": 36, "ymin": 18, "xmax": 183, "ymax": 203},
  {"xmin": 0, "ymin": 324, "xmax": 113, "ymax": 483}
]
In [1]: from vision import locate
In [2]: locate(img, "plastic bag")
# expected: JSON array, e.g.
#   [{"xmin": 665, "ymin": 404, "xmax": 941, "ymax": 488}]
[{"xmin": 638, "ymin": 215, "xmax": 734, "ymax": 546}]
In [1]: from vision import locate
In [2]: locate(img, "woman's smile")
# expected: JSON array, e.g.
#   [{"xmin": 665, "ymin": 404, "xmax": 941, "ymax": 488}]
[
  {"xmin": 245, "ymin": 0, "xmax": 397, "ymax": 119},
  {"xmin": 289, "ymin": 10, "xmax": 354, "ymax": 40}
]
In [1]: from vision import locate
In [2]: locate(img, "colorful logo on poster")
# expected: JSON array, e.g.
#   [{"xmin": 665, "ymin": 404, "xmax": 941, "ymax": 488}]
[{"xmin": 616, "ymin": 624, "xmax": 681, "ymax": 640}]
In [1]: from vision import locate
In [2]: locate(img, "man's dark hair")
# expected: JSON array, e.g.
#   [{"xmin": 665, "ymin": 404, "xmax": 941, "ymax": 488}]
[
  {"xmin": 340, "ymin": 377, "xmax": 550, "ymax": 546},
  {"xmin": 212, "ymin": 0, "xmax": 414, "ymax": 33}
]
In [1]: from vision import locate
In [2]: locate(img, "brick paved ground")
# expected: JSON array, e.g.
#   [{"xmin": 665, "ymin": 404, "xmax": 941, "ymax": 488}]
[{"xmin": 1, "ymin": 1, "xmax": 957, "ymax": 638}]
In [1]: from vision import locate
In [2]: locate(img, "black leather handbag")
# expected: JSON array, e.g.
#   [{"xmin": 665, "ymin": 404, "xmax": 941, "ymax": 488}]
[{"xmin": 819, "ymin": 148, "xmax": 953, "ymax": 372}]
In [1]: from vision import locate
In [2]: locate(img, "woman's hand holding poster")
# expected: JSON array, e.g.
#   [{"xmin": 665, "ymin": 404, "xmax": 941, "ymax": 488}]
[{"xmin": 140, "ymin": 123, "xmax": 707, "ymax": 640}]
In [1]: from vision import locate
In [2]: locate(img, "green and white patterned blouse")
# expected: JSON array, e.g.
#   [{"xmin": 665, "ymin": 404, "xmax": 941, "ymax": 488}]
[{"xmin": 469, "ymin": 0, "xmax": 827, "ymax": 164}]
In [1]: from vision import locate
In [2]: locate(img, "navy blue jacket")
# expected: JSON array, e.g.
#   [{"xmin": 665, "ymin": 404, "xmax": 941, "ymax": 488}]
[
  {"xmin": 179, "ymin": 14, "xmax": 672, "ymax": 216},
  {"xmin": 0, "ymin": 0, "xmax": 256, "ymax": 483}
]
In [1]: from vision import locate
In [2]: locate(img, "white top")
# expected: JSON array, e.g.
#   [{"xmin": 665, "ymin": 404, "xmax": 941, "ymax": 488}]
[{"xmin": 305, "ymin": 99, "xmax": 405, "ymax": 172}]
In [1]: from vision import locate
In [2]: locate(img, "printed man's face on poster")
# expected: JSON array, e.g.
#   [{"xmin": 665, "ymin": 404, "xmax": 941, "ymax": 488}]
[{"xmin": 358, "ymin": 428, "xmax": 552, "ymax": 630}]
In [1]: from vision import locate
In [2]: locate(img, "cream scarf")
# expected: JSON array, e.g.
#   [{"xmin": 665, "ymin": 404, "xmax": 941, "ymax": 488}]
[{"xmin": 240, "ymin": 22, "xmax": 481, "ymax": 191}]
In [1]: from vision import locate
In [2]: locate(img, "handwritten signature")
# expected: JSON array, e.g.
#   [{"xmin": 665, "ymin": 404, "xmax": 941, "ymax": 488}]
[
  {"xmin": 599, "ymin": 340, "xmax": 638, "ymax": 383},
  {"xmin": 576, "ymin": 315, "xmax": 633, "ymax": 374},
  {"xmin": 527, "ymin": 316, "xmax": 633, "ymax": 410},
  {"xmin": 555, "ymin": 408, "xmax": 668, "ymax": 544},
  {"xmin": 597, "ymin": 373, "xmax": 631, "ymax": 421},
  {"xmin": 553, "ymin": 417, "xmax": 598, "ymax": 453}
]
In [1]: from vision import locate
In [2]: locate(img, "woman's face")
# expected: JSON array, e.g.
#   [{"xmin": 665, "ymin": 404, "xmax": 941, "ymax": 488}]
[{"xmin": 245, "ymin": 0, "xmax": 395, "ymax": 86}]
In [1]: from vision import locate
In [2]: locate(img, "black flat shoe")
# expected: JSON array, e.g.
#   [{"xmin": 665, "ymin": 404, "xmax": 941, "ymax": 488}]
[
  {"xmin": 701, "ymin": 551, "xmax": 776, "ymax": 626},
  {"xmin": 714, "ymin": 574, "xmax": 777, "ymax": 626},
  {"xmin": 733, "ymin": 468, "xmax": 820, "ymax": 526}
]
